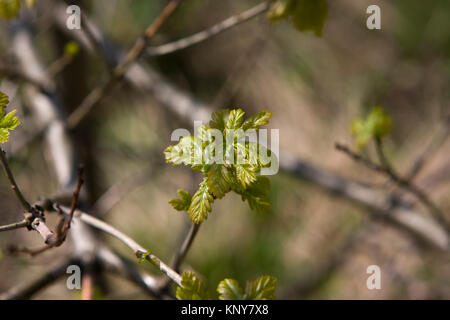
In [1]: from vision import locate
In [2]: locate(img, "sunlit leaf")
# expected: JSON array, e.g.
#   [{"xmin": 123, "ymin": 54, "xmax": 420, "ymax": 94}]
[
  {"xmin": 188, "ymin": 178, "xmax": 214, "ymax": 224},
  {"xmin": 0, "ymin": 0, "xmax": 21, "ymax": 20},
  {"xmin": 169, "ymin": 189, "xmax": 192, "ymax": 211},
  {"xmin": 176, "ymin": 271, "xmax": 210, "ymax": 300},
  {"xmin": 217, "ymin": 278, "xmax": 245, "ymax": 300},
  {"xmin": 244, "ymin": 275, "xmax": 277, "ymax": 300}
]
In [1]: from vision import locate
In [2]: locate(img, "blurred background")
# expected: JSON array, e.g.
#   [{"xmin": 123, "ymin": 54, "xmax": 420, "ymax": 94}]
[{"xmin": 0, "ymin": 0, "xmax": 449, "ymax": 299}]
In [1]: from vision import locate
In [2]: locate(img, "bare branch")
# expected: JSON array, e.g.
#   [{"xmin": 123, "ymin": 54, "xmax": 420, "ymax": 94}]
[
  {"xmin": 145, "ymin": 2, "xmax": 270, "ymax": 57},
  {"xmin": 0, "ymin": 258, "xmax": 74, "ymax": 300},
  {"xmin": 66, "ymin": 0, "xmax": 184, "ymax": 129},
  {"xmin": 0, "ymin": 219, "xmax": 28, "ymax": 232},
  {"xmin": 171, "ymin": 223, "xmax": 201, "ymax": 272},
  {"xmin": 0, "ymin": 147, "xmax": 32, "ymax": 211},
  {"xmin": 53, "ymin": 204, "xmax": 183, "ymax": 287},
  {"xmin": 406, "ymin": 115, "xmax": 450, "ymax": 180}
]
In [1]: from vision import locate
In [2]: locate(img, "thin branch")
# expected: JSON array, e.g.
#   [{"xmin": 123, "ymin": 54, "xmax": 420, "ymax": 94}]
[
  {"xmin": 52, "ymin": 204, "xmax": 183, "ymax": 287},
  {"xmin": 0, "ymin": 147, "xmax": 32, "ymax": 211},
  {"xmin": 171, "ymin": 222, "xmax": 201, "ymax": 272},
  {"xmin": 0, "ymin": 219, "xmax": 28, "ymax": 232},
  {"xmin": 0, "ymin": 60, "xmax": 53, "ymax": 93},
  {"xmin": 0, "ymin": 258, "xmax": 75, "ymax": 300},
  {"xmin": 91, "ymin": 166, "xmax": 155, "ymax": 217},
  {"xmin": 66, "ymin": 0, "xmax": 183, "ymax": 129},
  {"xmin": 406, "ymin": 115, "xmax": 450, "ymax": 180},
  {"xmin": 337, "ymin": 141, "xmax": 450, "ymax": 232},
  {"xmin": 145, "ymin": 2, "xmax": 270, "ymax": 57}
]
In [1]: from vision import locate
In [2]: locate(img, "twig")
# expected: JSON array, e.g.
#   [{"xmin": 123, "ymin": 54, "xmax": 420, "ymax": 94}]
[
  {"xmin": 0, "ymin": 219, "xmax": 28, "ymax": 232},
  {"xmin": 62, "ymin": 165, "xmax": 84, "ymax": 233},
  {"xmin": 91, "ymin": 166, "xmax": 155, "ymax": 217},
  {"xmin": 374, "ymin": 138, "xmax": 449, "ymax": 229},
  {"xmin": 0, "ymin": 258, "xmax": 75, "ymax": 300},
  {"xmin": 66, "ymin": 0, "xmax": 183, "ymax": 129},
  {"xmin": 0, "ymin": 60, "xmax": 53, "ymax": 93},
  {"xmin": 145, "ymin": 2, "xmax": 270, "ymax": 57},
  {"xmin": 52, "ymin": 204, "xmax": 183, "ymax": 287},
  {"xmin": 171, "ymin": 223, "xmax": 201, "ymax": 272},
  {"xmin": 9, "ymin": 166, "xmax": 84, "ymax": 256},
  {"xmin": 337, "ymin": 141, "xmax": 450, "ymax": 232},
  {"xmin": 0, "ymin": 147, "xmax": 32, "ymax": 211},
  {"xmin": 406, "ymin": 115, "xmax": 450, "ymax": 180},
  {"xmin": 46, "ymin": 53, "xmax": 74, "ymax": 77}
]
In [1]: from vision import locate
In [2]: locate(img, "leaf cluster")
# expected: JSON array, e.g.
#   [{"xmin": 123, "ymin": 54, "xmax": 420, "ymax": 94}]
[
  {"xmin": 268, "ymin": 0, "xmax": 328, "ymax": 36},
  {"xmin": 0, "ymin": 0, "xmax": 35, "ymax": 20},
  {"xmin": 176, "ymin": 271, "xmax": 277, "ymax": 300},
  {"xmin": 351, "ymin": 106, "xmax": 392, "ymax": 149},
  {"xmin": 165, "ymin": 109, "xmax": 274, "ymax": 224},
  {"xmin": 0, "ymin": 91, "xmax": 20, "ymax": 143}
]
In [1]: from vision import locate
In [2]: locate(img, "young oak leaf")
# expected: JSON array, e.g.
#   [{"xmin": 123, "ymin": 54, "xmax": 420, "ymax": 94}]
[
  {"xmin": 244, "ymin": 275, "xmax": 277, "ymax": 300},
  {"xmin": 225, "ymin": 108, "xmax": 245, "ymax": 130},
  {"xmin": 176, "ymin": 271, "xmax": 210, "ymax": 300},
  {"xmin": 207, "ymin": 164, "xmax": 231, "ymax": 199},
  {"xmin": 365, "ymin": 106, "xmax": 392, "ymax": 139},
  {"xmin": 169, "ymin": 189, "xmax": 192, "ymax": 211},
  {"xmin": 0, "ymin": 91, "xmax": 20, "ymax": 143},
  {"xmin": 235, "ymin": 164, "xmax": 258, "ymax": 189},
  {"xmin": 217, "ymin": 278, "xmax": 245, "ymax": 300},
  {"xmin": 242, "ymin": 110, "xmax": 272, "ymax": 131},
  {"xmin": 209, "ymin": 109, "xmax": 230, "ymax": 132},
  {"xmin": 239, "ymin": 176, "xmax": 271, "ymax": 214},
  {"xmin": 0, "ymin": 0, "xmax": 21, "ymax": 20},
  {"xmin": 0, "ymin": 91, "xmax": 8, "ymax": 110},
  {"xmin": 351, "ymin": 106, "xmax": 392, "ymax": 149},
  {"xmin": 188, "ymin": 178, "xmax": 214, "ymax": 224}
]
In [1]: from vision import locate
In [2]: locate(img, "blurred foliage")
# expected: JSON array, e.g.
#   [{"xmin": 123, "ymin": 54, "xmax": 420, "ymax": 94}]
[
  {"xmin": 268, "ymin": 0, "xmax": 328, "ymax": 36},
  {"xmin": 177, "ymin": 271, "xmax": 277, "ymax": 300},
  {"xmin": 351, "ymin": 107, "xmax": 392, "ymax": 149},
  {"xmin": 0, "ymin": 91, "xmax": 20, "ymax": 144}
]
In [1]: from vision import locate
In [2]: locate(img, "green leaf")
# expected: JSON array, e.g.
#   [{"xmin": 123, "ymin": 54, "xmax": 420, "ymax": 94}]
[
  {"xmin": 0, "ymin": 92, "xmax": 20, "ymax": 144},
  {"xmin": 217, "ymin": 278, "xmax": 245, "ymax": 300},
  {"xmin": 176, "ymin": 271, "xmax": 210, "ymax": 300},
  {"xmin": 0, "ymin": 0, "xmax": 21, "ymax": 20},
  {"xmin": 169, "ymin": 189, "xmax": 192, "ymax": 211},
  {"xmin": 351, "ymin": 118, "xmax": 372, "ymax": 149},
  {"xmin": 291, "ymin": 0, "xmax": 328, "ymax": 36},
  {"xmin": 164, "ymin": 136, "xmax": 204, "ymax": 166},
  {"xmin": 351, "ymin": 106, "xmax": 392, "ymax": 149},
  {"xmin": 207, "ymin": 164, "xmax": 231, "ymax": 199},
  {"xmin": 209, "ymin": 109, "xmax": 230, "ymax": 132},
  {"xmin": 244, "ymin": 275, "xmax": 277, "ymax": 300},
  {"xmin": 0, "ymin": 91, "xmax": 8, "ymax": 111},
  {"xmin": 235, "ymin": 164, "xmax": 258, "ymax": 189},
  {"xmin": 366, "ymin": 106, "xmax": 392, "ymax": 138},
  {"xmin": 225, "ymin": 108, "xmax": 245, "ymax": 130},
  {"xmin": 242, "ymin": 110, "xmax": 272, "ymax": 131},
  {"xmin": 240, "ymin": 176, "xmax": 271, "ymax": 214},
  {"xmin": 188, "ymin": 178, "xmax": 214, "ymax": 224}
]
